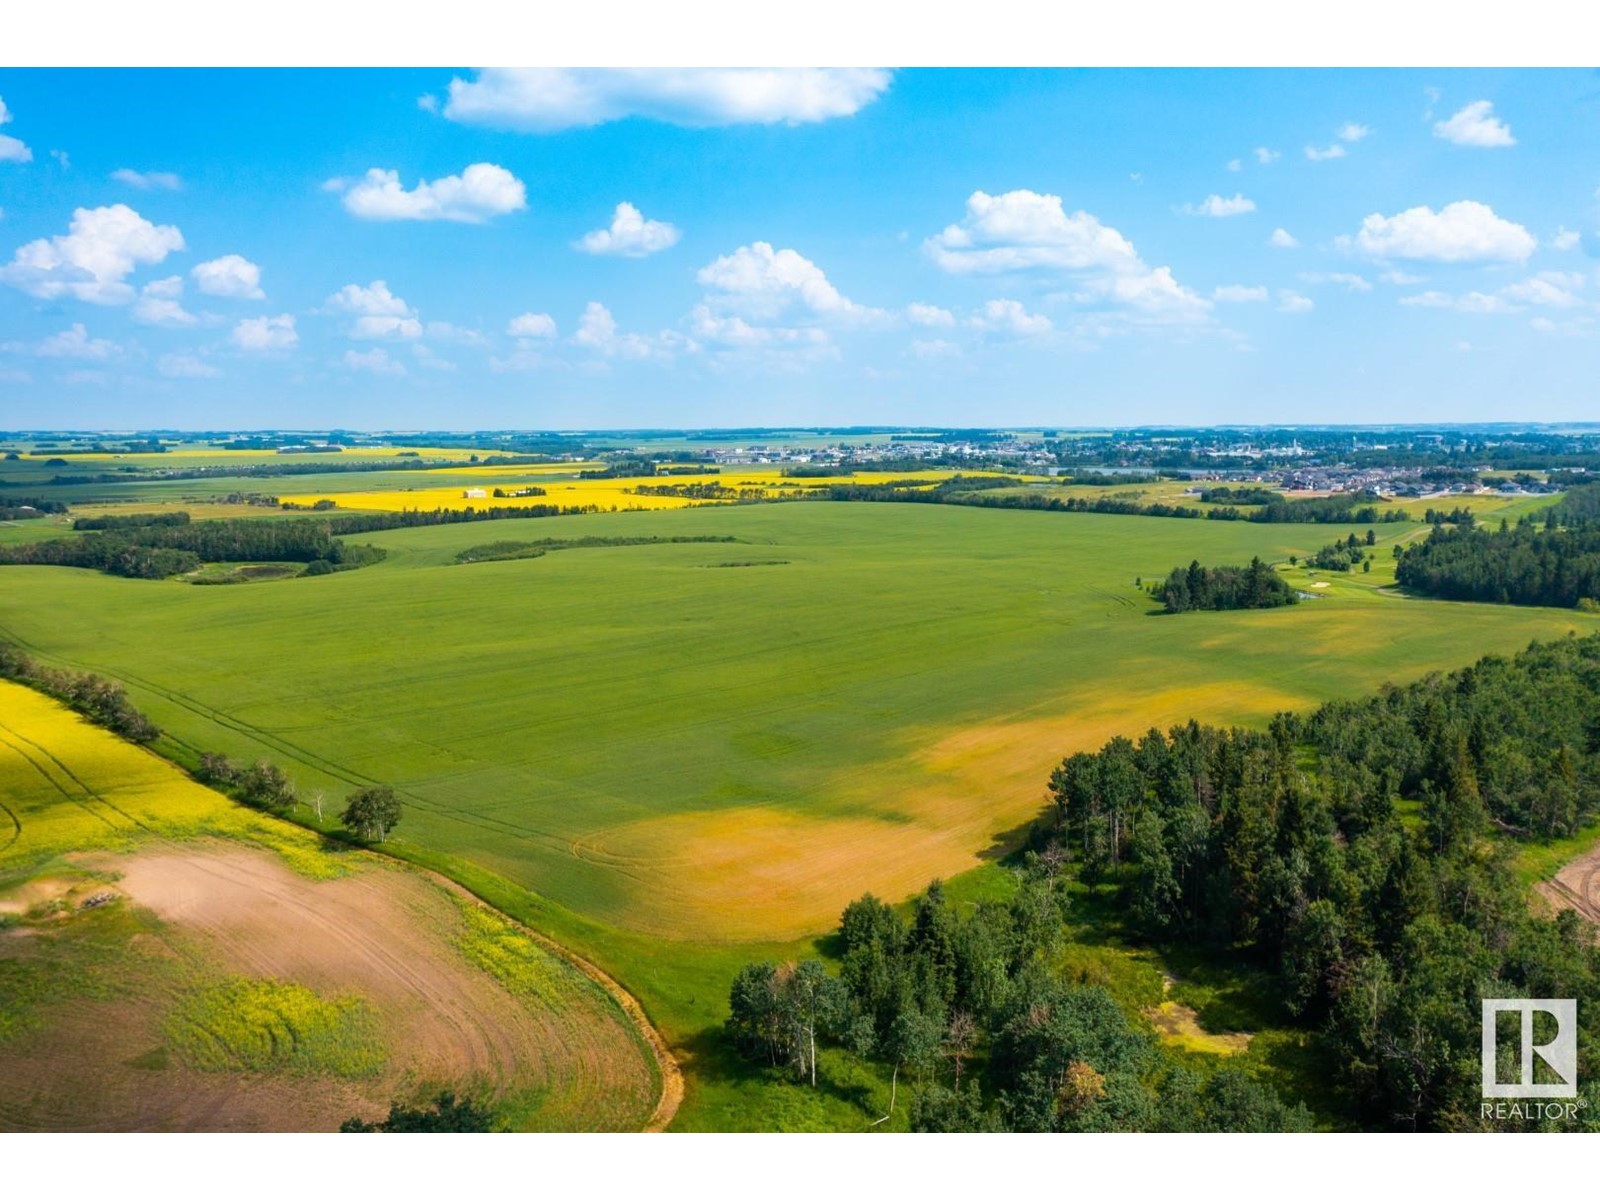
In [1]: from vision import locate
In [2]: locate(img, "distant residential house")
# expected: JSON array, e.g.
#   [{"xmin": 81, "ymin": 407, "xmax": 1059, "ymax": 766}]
[{"xmin": 463, "ymin": 487, "xmax": 488, "ymax": 499}]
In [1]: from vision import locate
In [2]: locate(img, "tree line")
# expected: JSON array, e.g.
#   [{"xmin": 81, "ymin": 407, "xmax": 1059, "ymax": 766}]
[
  {"xmin": 0, "ymin": 504, "xmax": 607, "ymax": 580},
  {"xmin": 73, "ymin": 511, "xmax": 192, "ymax": 531},
  {"xmin": 453, "ymin": 534, "xmax": 738, "ymax": 565},
  {"xmin": 1199, "ymin": 485, "xmax": 1278, "ymax": 505},
  {"xmin": 0, "ymin": 640, "xmax": 158, "ymax": 743},
  {"xmin": 0, "ymin": 497, "xmax": 69, "ymax": 520},
  {"xmin": 815, "ymin": 479, "xmax": 1407, "ymax": 525}
]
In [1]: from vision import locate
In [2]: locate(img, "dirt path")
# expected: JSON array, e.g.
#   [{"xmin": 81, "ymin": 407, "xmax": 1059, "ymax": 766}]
[
  {"xmin": 1535, "ymin": 842, "xmax": 1600, "ymax": 925},
  {"xmin": 394, "ymin": 863, "xmax": 685, "ymax": 1132}
]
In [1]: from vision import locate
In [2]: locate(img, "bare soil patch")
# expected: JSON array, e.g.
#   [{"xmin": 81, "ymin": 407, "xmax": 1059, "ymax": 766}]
[
  {"xmin": 1535, "ymin": 842, "xmax": 1600, "ymax": 926},
  {"xmin": 0, "ymin": 842, "xmax": 659, "ymax": 1131}
]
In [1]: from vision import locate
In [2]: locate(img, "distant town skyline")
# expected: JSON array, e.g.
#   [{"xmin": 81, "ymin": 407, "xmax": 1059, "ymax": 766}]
[{"xmin": 2, "ymin": 68, "xmax": 1599, "ymax": 429}]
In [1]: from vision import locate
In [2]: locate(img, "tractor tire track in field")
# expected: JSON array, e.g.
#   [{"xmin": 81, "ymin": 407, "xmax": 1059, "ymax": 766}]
[
  {"xmin": 57, "ymin": 662, "xmax": 578, "ymax": 856},
  {"xmin": 0, "ymin": 722, "xmax": 123, "ymax": 836},
  {"xmin": 1, "ymin": 723, "xmax": 153, "ymax": 834},
  {"xmin": 0, "ymin": 797, "xmax": 20, "ymax": 853},
  {"xmin": 1538, "ymin": 851, "xmax": 1600, "ymax": 925}
]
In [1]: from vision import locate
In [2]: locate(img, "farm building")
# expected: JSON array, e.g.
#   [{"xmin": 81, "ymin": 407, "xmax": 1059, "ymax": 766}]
[{"xmin": 462, "ymin": 487, "xmax": 488, "ymax": 499}]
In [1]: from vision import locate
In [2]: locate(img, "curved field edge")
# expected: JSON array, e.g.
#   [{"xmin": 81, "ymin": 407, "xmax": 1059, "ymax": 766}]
[
  {"xmin": 0, "ymin": 680, "xmax": 675, "ymax": 1132},
  {"xmin": 379, "ymin": 848, "xmax": 682, "ymax": 1132}
]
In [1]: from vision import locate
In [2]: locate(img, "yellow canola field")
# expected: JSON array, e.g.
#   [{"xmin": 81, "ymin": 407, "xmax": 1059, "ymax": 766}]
[
  {"xmin": 0, "ymin": 680, "xmax": 333, "ymax": 876},
  {"xmin": 279, "ymin": 468, "xmax": 1015, "ymax": 514},
  {"xmin": 17, "ymin": 445, "xmax": 507, "ymax": 463}
]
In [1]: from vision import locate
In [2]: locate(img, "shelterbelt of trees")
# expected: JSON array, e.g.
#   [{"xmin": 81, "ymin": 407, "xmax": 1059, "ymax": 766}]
[
  {"xmin": 1396, "ymin": 483, "xmax": 1600, "ymax": 610},
  {"xmin": 0, "ymin": 504, "xmax": 605, "ymax": 580},
  {"xmin": 0, "ymin": 497, "xmax": 69, "ymax": 520},
  {"xmin": 725, "ymin": 634, "xmax": 1600, "ymax": 1131},
  {"xmin": 819, "ymin": 477, "xmax": 1408, "ymax": 525},
  {"xmin": 0, "ymin": 639, "xmax": 158, "ymax": 743}
]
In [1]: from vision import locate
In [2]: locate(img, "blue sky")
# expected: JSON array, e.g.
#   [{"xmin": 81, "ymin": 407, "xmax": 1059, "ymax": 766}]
[{"xmin": 1, "ymin": 67, "xmax": 1598, "ymax": 430}]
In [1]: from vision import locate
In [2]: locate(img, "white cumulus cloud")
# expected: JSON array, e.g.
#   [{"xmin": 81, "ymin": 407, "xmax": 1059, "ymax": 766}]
[
  {"xmin": 0, "ymin": 96, "xmax": 32, "ymax": 164},
  {"xmin": 1254, "ymin": 147, "xmax": 1280, "ymax": 165},
  {"xmin": 333, "ymin": 163, "xmax": 527, "ymax": 223},
  {"xmin": 570, "ymin": 300, "xmax": 683, "ymax": 359},
  {"xmin": 1343, "ymin": 200, "xmax": 1535, "ymax": 263},
  {"xmin": 1277, "ymin": 291, "xmax": 1314, "ymax": 314},
  {"xmin": 697, "ymin": 241, "xmax": 877, "ymax": 323},
  {"xmin": 325, "ymin": 280, "xmax": 422, "ymax": 339},
  {"xmin": 689, "ymin": 304, "xmax": 830, "ymax": 351},
  {"xmin": 1338, "ymin": 123, "xmax": 1371, "ymax": 143},
  {"xmin": 1403, "ymin": 272, "xmax": 1586, "ymax": 314},
  {"xmin": 132, "ymin": 276, "xmax": 198, "ymax": 326},
  {"xmin": 440, "ymin": 68, "xmax": 890, "ymax": 132},
  {"xmin": 1182, "ymin": 193, "xmax": 1256, "ymax": 218},
  {"xmin": 1304, "ymin": 143, "xmax": 1347, "ymax": 161},
  {"xmin": 37, "ymin": 323, "xmax": 120, "ymax": 359},
  {"xmin": 344, "ymin": 347, "xmax": 405, "ymax": 375},
  {"xmin": 0, "ymin": 204, "xmax": 184, "ymax": 304},
  {"xmin": 192, "ymin": 254, "xmax": 264, "ymax": 299},
  {"xmin": 1400, "ymin": 290, "xmax": 1514, "ymax": 314},
  {"xmin": 923, "ymin": 189, "xmax": 1208, "ymax": 324},
  {"xmin": 1269, "ymin": 227, "xmax": 1300, "ymax": 249},
  {"xmin": 232, "ymin": 314, "xmax": 298, "ymax": 352},
  {"xmin": 576, "ymin": 202, "xmax": 680, "ymax": 257},
  {"xmin": 906, "ymin": 302, "xmax": 956, "ymax": 327},
  {"xmin": 1213, "ymin": 285, "xmax": 1269, "ymax": 302},
  {"xmin": 969, "ymin": 298, "xmax": 1052, "ymax": 336},
  {"xmin": 507, "ymin": 312, "xmax": 557, "ymax": 339},
  {"xmin": 1433, "ymin": 101, "xmax": 1515, "ymax": 148},
  {"xmin": 1300, "ymin": 272, "xmax": 1373, "ymax": 293}
]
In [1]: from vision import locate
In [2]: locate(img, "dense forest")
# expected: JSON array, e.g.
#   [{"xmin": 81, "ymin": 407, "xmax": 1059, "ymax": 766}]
[
  {"xmin": 1396, "ymin": 522, "xmax": 1600, "ymax": 609},
  {"xmin": 728, "ymin": 876, "xmax": 1313, "ymax": 1132},
  {"xmin": 726, "ymin": 634, "xmax": 1600, "ymax": 1131},
  {"xmin": 1154, "ymin": 558, "xmax": 1298, "ymax": 612}
]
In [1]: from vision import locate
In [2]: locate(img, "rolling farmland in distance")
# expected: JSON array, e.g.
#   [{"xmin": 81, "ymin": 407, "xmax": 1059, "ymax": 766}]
[{"xmin": 4, "ymin": 466, "xmax": 1596, "ymax": 1129}]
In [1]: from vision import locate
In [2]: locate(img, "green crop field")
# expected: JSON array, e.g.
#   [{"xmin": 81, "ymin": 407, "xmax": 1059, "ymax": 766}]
[{"xmin": 2, "ymin": 498, "xmax": 1595, "ymax": 1127}]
